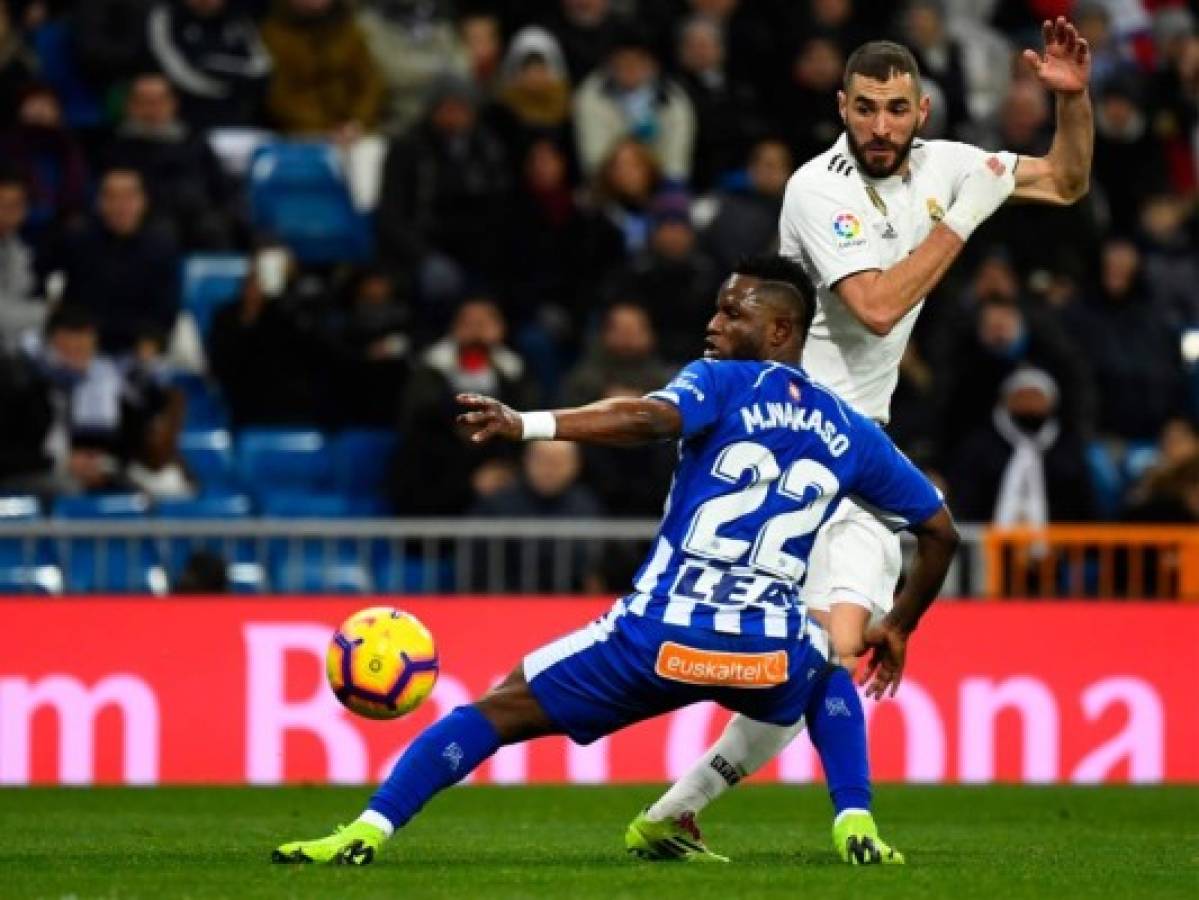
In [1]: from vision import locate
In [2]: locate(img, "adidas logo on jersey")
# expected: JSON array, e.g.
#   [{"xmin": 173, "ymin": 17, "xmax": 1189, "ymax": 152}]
[{"xmin": 827, "ymin": 152, "xmax": 855, "ymax": 177}]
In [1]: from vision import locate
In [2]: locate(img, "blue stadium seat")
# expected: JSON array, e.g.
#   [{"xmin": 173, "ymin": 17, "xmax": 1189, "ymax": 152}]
[
  {"xmin": 181, "ymin": 254, "xmax": 249, "ymax": 342},
  {"xmin": 179, "ymin": 428, "xmax": 238, "ymax": 492},
  {"xmin": 373, "ymin": 556, "xmax": 456, "ymax": 593},
  {"xmin": 52, "ymin": 494, "xmax": 159, "ymax": 593},
  {"xmin": 236, "ymin": 428, "xmax": 333, "ymax": 496},
  {"xmin": 153, "ymin": 493, "xmax": 264, "ymax": 593},
  {"xmin": 259, "ymin": 490, "xmax": 351, "ymax": 518},
  {"xmin": 269, "ymin": 556, "xmax": 373, "ymax": 594},
  {"xmin": 247, "ymin": 143, "xmax": 372, "ymax": 263},
  {"xmin": 256, "ymin": 491, "xmax": 371, "ymax": 592},
  {"xmin": 331, "ymin": 429, "xmax": 399, "ymax": 514},
  {"xmin": 0, "ymin": 496, "xmax": 61, "ymax": 594},
  {"xmin": 154, "ymin": 493, "xmax": 252, "ymax": 519},
  {"xmin": 171, "ymin": 373, "xmax": 231, "ymax": 430}
]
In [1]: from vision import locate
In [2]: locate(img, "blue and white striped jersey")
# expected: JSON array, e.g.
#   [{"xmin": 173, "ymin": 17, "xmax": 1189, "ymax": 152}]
[{"xmin": 626, "ymin": 359, "xmax": 943, "ymax": 638}]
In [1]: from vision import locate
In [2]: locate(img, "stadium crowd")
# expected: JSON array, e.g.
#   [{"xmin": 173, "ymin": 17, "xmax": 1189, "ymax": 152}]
[{"xmin": 0, "ymin": 0, "xmax": 1196, "ymax": 527}]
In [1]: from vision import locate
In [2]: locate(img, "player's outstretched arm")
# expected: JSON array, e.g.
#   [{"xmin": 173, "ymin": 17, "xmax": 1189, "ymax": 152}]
[
  {"xmin": 860, "ymin": 506, "xmax": 959, "ymax": 699},
  {"xmin": 456, "ymin": 393, "xmax": 683, "ymax": 447},
  {"xmin": 1011, "ymin": 16, "xmax": 1093, "ymax": 205}
]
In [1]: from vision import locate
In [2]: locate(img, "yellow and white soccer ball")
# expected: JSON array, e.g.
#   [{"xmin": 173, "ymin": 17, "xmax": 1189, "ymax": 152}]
[{"xmin": 326, "ymin": 606, "xmax": 439, "ymax": 720}]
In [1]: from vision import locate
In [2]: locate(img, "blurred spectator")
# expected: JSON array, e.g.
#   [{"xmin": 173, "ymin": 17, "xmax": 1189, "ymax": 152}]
[
  {"xmin": 573, "ymin": 26, "xmax": 696, "ymax": 181},
  {"xmin": 173, "ymin": 548, "xmax": 230, "ymax": 592},
  {"xmin": 1124, "ymin": 418, "xmax": 1199, "ymax": 521},
  {"xmin": 1137, "ymin": 194, "xmax": 1199, "ymax": 330},
  {"xmin": 492, "ymin": 26, "xmax": 572, "ymax": 152},
  {"xmin": 105, "ymin": 73, "xmax": 235, "ymax": 249},
  {"xmin": 209, "ymin": 243, "xmax": 333, "ymax": 426},
  {"xmin": 947, "ymin": 368, "xmax": 1094, "ymax": 524},
  {"xmin": 392, "ymin": 297, "xmax": 537, "ymax": 515},
  {"xmin": 606, "ymin": 190, "xmax": 720, "ymax": 364},
  {"xmin": 543, "ymin": 0, "xmax": 625, "ymax": 84},
  {"xmin": 1059, "ymin": 238, "xmax": 1188, "ymax": 443},
  {"xmin": 1073, "ymin": 0, "xmax": 1137, "ymax": 91},
  {"xmin": 120, "ymin": 327, "xmax": 190, "ymax": 498},
  {"xmin": 935, "ymin": 251, "xmax": 1094, "ymax": 455},
  {"xmin": 900, "ymin": 0, "xmax": 970, "ymax": 137},
  {"xmin": 0, "ymin": 305, "xmax": 188, "ymax": 499},
  {"xmin": 459, "ymin": 10, "xmax": 504, "ymax": 91},
  {"xmin": 473, "ymin": 439, "xmax": 600, "ymax": 518},
  {"xmin": 779, "ymin": 36, "xmax": 845, "ymax": 164},
  {"xmin": 324, "ymin": 264, "xmax": 411, "ymax": 427},
  {"xmin": 683, "ymin": 0, "xmax": 781, "ymax": 120},
  {"xmin": 1124, "ymin": 450, "xmax": 1199, "ymax": 523},
  {"xmin": 0, "ymin": 84, "xmax": 89, "ymax": 240},
  {"xmin": 146, "ymin": 0, "xmax": 272, "ymax": 128},
  {"xmin": 973, "ymin": 79, "xmax": 1100, "ymax": 279},
  {"xmin": 1092, "ymin": 73, "xmax": 1171, "ymax": 229},
  {"xmin": 357, "ymin": 0, "xmax": 469, "ymax": 137},
  {"xmin": 0, "ymin": 0, "xmax": 36, "ymax": 127},
  {"xmin": 576, "ymin": 382, "xmax": 675, "ymax": 517},
  {"xmin": 505, "ymin": 138, "xmax": 588, "ymax": 327},
  {"xmin": 561, "ymin": 301, "xmax": 674, "ymax": 406},
  {"xmin": 376, "ymin": 74, "xmax": 511, "ymax": 309},
  {"xmin": 789, "ymin": 0, "xmax": 868, "ymax": 55},
  {"xmin": 698, "ymin": 137, "xmax": 790, "ymax": 273},
  {"xmin": 71, "ymin": 0, "xmax": 156, "ymax": 95},
  {"xmin": 53, "ymin": 169, "xmax": 180, "ymax": 356},
  {"xmin": 261, "ymin": 0, "xmax": 384, "ymax": 139},
  {"xmin": 470, "ymin": 440, "xmax": 604, "ymax": 591},
  {"xmin": 1148, "ymin": 6, "xmax": 1197, "ymax": 195},
  {"xmin": 987, "ymin": 77, "xmax": 1052, "ymax": 156},
  {"xmin": 674, "ymin": 13, "xmax": 766, "ymax": 189},
  {"xmin": 578, "ymin": 136, "xmax": 662, "ymax": 273},
  {"xmin": 888, "ymin": 342, "xmax": 941, "ymax": 470},
  {"xmin": 0, "ymin": 173, "xmax": 41, "ymax": 344}
]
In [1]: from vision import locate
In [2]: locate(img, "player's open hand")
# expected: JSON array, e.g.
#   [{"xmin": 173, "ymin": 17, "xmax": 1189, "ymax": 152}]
[
  {"xmin": 456, "ymin": 393, "xmax": 523, "ymax": 443},
  {"xmin": 859, "ymin": 620, "xmax": 909, "ymax": 700},
  {"xmin": 1024, "ymin": 17, "xmax": 1091, "ymax": 94}
]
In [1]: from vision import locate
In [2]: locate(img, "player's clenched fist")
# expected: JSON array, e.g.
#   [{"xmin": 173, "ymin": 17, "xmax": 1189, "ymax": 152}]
[
  {"xmin": 456, "ymin": 393, "xmax": 523, "ymax": 443},
  {"xmin": 942, "ymin": 155, "xmax": 1017, "ymax": 242}
]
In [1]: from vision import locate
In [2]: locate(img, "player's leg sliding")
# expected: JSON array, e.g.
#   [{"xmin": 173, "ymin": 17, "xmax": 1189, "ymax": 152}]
[
  {"xmin": 272, "ymin": 705, "xmax": 502, "ymax": 865},
  {"xmin": 626, "ymin": 714, "xmax": 805, "ymax": 862},
  {"xmin": 808, "ymin": 666, "xmax": 903, "ymax": 865}
]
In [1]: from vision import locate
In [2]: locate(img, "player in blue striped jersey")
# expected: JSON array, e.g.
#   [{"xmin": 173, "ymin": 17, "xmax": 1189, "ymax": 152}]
[{"xmin": 272, "ymin": 255, "xmax": 959, "ymax": 867}]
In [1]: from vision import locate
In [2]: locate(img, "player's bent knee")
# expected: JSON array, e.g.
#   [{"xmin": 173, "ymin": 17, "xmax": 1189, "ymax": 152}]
[{"xmin": 475, "ymin": 666, "xmax": 558, "ymax": 743}]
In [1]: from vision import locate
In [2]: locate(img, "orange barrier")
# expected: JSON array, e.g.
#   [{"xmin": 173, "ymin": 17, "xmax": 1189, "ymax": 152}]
[{"xmin": 983, "ymin": 526, "xmax": 1199, "ymax": 600}]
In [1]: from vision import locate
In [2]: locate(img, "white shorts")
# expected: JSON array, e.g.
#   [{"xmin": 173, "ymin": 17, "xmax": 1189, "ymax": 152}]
[{"xmin": 801, "ymin": 498, "xmax": 902, "ymax": 623}]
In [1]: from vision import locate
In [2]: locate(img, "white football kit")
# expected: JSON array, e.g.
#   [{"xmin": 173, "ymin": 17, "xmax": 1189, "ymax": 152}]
[{"xmin": 780, "ymin": 134, "xmax": 1016, "ymax": 618}]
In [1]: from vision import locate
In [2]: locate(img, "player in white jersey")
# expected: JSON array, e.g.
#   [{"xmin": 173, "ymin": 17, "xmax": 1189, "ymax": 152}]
[{"xmin": 629, "ymin": 18, "xmax": 1094, "ymax": 863}]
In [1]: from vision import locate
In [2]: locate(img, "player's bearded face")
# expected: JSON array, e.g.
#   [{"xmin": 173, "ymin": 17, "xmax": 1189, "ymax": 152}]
[{"xmin": 841, "ymin": 76, "xmax": 923, "ymax": 179}]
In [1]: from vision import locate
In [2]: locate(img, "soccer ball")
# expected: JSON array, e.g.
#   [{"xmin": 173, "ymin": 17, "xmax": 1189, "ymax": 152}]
[{"xmin": 326, "ymin": 606, "xmax": 439, "ymax": 720}]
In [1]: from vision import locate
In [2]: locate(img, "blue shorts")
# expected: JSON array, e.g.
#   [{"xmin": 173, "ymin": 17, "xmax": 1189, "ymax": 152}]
[{"xmin": 523, "ymin": 603, "xmax": 830, "ymax": 745}]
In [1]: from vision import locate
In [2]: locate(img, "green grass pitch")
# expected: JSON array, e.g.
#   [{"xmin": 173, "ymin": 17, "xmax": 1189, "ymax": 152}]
[{"xmin": 1, "ymin": 785, "xmax": 1195, "ymax": 899}]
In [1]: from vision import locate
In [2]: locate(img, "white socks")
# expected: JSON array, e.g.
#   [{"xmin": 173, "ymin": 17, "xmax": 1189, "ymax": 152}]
[
  {"xmin": 645, "ymin": 714, "xmax": 808, "ymax": 822},
  {"xmin": 356, "ymin": 809, "xmax": 394, "ymax": 837}
]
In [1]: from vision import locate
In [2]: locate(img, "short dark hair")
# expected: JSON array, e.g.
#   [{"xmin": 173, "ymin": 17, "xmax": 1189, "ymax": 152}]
[
  {"xmin": 45, "ymin": 304, "xmax": 97, "ymax": 336},
  {"xmin": 843, "ymin": 41, "xmax": 922, "ymax": 93},
  {"xmin": 733, "ymin": 254, "xmax": 816, "ymax": 336}
]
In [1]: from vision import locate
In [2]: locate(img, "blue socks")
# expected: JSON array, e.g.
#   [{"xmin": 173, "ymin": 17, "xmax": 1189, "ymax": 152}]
[
  {"xmin": 367, "ymin": 705, "xmax": 501, "ymax": 830},
  {"xmin": 805, "ymin": 666, "xmax": 872, "ymax": 815}
]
